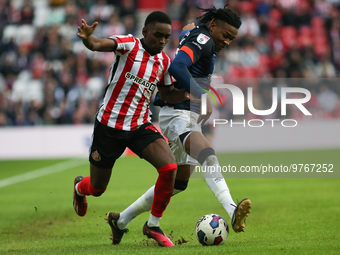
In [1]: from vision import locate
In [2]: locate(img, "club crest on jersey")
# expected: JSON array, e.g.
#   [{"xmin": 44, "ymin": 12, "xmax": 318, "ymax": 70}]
[
  {"xmin": 156, "ymin": 69, "xmax": 162, "ymax": 80},
  {"xmin": 91, "ymin": 150, "xmax": 101, "ymax": 161},
  {"xmin": 197, "ymin": 33, "xmax": 210, "ymax": 44},
  {"xmin": 125, "ymin": 72, "xmax": 156, "ymax": 92}
]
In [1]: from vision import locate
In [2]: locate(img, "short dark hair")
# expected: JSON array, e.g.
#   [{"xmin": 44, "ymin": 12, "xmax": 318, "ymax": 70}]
[
  {"xmin": 197, "ymin": 5, "xmax": 242, "ymax": 29},
  {"xmin": 144, "ymin": 11, "xmax": 171, "ymax": 27}
]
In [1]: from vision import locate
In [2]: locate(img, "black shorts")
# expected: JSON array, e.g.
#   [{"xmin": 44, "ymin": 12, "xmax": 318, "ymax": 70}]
[{"xmin": 89, "ymin": 119, "xmax": 164, "ymax": 169}]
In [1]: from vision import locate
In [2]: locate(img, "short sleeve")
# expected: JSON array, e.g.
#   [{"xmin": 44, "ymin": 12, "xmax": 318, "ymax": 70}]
[{"xmin": 108, "ymin": 34, "xmax": 136, "ymax": 55}]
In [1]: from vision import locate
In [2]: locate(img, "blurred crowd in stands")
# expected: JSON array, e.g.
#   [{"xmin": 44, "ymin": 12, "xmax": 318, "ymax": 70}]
[{"xmin": 0, "ymin": 0, "xmax": 339, "ymax": 127}]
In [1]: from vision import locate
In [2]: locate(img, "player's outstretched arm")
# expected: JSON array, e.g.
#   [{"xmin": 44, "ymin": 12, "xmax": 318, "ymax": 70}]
[{"xmin": 77, "ymin": 19, "xmax": 117, "ymax": 52}]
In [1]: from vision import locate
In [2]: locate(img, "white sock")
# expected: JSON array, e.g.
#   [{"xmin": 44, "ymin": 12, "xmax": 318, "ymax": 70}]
[
  {"xmin": 146, "ymin": 188, "xmax": 184, "ymax": 227},
  {"xmin": 117, "ymin": 186, "xmax": 154, "ymax": 229},
  {"xmin": 147, "ymin": 214, "xmax": 161, "ymax": 227},
  {"xmin": 75, "ymin": 183, "xmax": 84, "ymax": 196},
  {"xmin": 203, "ymin": 155, "xmax": 237, "ymax": 219},
  {"xmin": 117, "ymin": 186, "xmax": 184, "ymax": 229}
]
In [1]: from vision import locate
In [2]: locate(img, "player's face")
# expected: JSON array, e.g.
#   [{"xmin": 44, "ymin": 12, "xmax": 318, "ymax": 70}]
[
  {"xmin": 209, "ymin": 20, "xmax": 238, "ymax": 52},
  {"xmin": 142, "ymin": 22, "xmax": 171, "ymax": 55}
]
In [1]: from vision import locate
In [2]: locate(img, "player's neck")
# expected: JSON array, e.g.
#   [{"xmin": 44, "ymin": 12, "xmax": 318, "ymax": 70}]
[{"xmin": 140, "ymin": 38, "xmax": 157, "ymax": 56}]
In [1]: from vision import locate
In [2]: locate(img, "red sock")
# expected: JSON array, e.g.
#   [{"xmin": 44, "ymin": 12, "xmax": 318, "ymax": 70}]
[
  {"xmin": 151, "ymin": 163, "xmax": 177, "ymax": 217},
  {"xmin": 77, "ymin": 176, "xmax": 106, "ymax": 197}
]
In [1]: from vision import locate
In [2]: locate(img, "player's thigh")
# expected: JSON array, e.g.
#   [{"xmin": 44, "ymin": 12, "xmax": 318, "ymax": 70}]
[
  {"xmin": 89, "ymin": 120, "xmax": 127, "ymax": 189},
  {"xmin": 128, "ymin": 122, "xmax": 175, "ymax": 169},
  {"xmin": 159, "ymin": 107, "xmax": 197, "ymax": 146},
  {"xmin": 184, "ymin": 131, "xmax": 212, "ymax": 159},
  {"xmin": 159, "ymin": 107, "xmax": 209, "ymax": 159},
  {"xmin": 141, "ymin": 138, "xmax": 176, "ymax": 169},
  {"xmin": 159, "ymin": 107, "xmax": 199, "ymax": 168}
]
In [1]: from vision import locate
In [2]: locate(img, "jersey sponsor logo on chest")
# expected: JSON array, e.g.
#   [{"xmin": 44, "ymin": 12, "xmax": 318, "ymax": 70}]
[{"xmin": 125, "ymin": 72, "xmax": 156, "ymax": 91}]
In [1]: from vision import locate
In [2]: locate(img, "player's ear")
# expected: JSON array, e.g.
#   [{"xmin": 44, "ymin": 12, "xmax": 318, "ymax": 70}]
[
  {"xmin": 209, "ymin": 21, "xmax": 217, "ymax": 33},
  {"xmin": 142, "ymin": 27, "xmax": 147, "ymax": 37}
]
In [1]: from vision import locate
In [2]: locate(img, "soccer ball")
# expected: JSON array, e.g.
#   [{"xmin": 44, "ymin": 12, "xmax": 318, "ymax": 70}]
[{"xmin": 195, "ymin": 214, "xmax": 229, "ymax": 246}]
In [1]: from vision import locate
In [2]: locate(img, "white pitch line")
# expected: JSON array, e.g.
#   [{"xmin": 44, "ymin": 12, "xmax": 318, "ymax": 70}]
[{"xmin": 0, "ymin": 159, "xmax": 88, "ymax": 188}]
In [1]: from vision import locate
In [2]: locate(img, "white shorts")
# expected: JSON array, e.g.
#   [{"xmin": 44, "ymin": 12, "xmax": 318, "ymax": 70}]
[{"xmin": 159, "ymin": 106, "xmax": 201, "ymax": 166}]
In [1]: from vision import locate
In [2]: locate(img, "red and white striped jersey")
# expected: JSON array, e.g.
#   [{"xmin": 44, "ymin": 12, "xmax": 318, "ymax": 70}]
[{"xmin": 96, "ymin": 35, "xmax": 173, "ymax": 131}]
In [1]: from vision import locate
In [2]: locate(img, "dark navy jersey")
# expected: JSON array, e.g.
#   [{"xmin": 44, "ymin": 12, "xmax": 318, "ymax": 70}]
[{"xmin": 154, "ymin": 24, "xmax": 217, "ymax": 113}]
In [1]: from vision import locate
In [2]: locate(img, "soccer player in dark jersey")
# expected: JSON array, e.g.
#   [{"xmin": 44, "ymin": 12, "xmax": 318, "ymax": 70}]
[
  {"xmin": 72, "ymin": 11, "xmax": 194, "ymax": 247},
  {"xmin": 112, "ymin": 6, "xmax": 252, "ymax": 238}
]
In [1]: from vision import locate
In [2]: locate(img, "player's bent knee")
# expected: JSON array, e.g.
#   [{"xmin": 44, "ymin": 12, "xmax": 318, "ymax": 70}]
[
  {"xmin": 197, "ymin": 147, "xmax": 215, "ymax": 165},
  {"xmin": 174, "ymin": 179, "xmax": 188, "ymax": 191},
  {"xmin": 158, "ymin": 163, "xmax": 177, "ymax": 180},
  {"xmin": 158, "ymin": 163, "xmax": 177, "ymax": 173}
]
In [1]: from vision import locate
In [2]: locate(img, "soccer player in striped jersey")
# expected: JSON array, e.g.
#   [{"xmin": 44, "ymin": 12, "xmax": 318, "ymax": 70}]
[
  {"xmin": 114, "ymin": 6, "xmax": 251, "ymax": 238},
  {"xmin": 72, "ymin": 11, "xmax": 192, "ymax": 247}
]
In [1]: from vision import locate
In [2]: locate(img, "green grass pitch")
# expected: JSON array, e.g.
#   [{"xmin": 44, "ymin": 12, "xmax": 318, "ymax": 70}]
[{"xmin": 0, "ymin": 149, "xmax": 339, "ymax": 255}]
